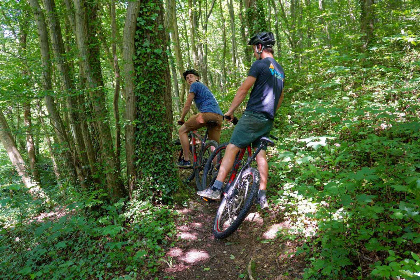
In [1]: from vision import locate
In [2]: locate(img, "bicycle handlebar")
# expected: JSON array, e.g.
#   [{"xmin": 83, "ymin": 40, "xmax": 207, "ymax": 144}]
[{"xmin": 223, "ymin": 115, "xmax": 238, "ymax": 125}]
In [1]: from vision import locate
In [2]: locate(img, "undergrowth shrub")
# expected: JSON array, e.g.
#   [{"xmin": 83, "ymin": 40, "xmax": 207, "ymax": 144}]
[
  {"xmin": 269, "ymin": 37, "xmax": 420, "ymax": 279},
  {"xmin": 0, "ymin": 194, "xmax": 176, "ymax": 280}
]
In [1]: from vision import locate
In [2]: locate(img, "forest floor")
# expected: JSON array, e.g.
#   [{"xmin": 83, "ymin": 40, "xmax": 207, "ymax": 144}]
[{"xmin": 152, "ymin": 193, "xmax": 307, "ymax": 280}]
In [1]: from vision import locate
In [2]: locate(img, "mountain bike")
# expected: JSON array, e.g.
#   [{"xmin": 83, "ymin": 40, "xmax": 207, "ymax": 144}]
[
  {"xmin": 201, "ymin": 117, "xmax": 277, "ymax": 239},
  {"xmin": 176, "ymin": 120, "xmax": 219, "ymax": 191}
]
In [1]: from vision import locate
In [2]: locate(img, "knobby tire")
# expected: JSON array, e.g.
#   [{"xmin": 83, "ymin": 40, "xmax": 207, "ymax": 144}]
[
  {"xmin": 213, "ymin": 167, "xmax": 259, "ymax": 239},
  {"xmin": 195, "ymin": 140, "xmax": 218, "ymax": 191},
  {"xmin": 201, "ymin": 143, "xmax": 228, "ymax": 192}
]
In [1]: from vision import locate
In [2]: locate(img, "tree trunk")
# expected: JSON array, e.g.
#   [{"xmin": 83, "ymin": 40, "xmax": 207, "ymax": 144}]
[
  {"xmin": 166, "ymin": 0, "xmax": 183, "ymax": 112},
  {"xmin": 28, "ymin": 0, "xmax": 82, "ymax": 184},
  {"xmin": 123, "ymin": 0, "xmax": 141, "ymax": 198},
  {"xmin": 188, "ymin": 0, "xmax": 199, "ymax": 68},
  {"xmin": 43, "ymin": 0, "xmax": 89, "ymax": 185},
  {"xmin": 270, "ymin": 0, "xmax": 282, "ymax": 56},
  {"xmin": 201, "ymin": 0, "xmax": 216, "ymax": 86},
  {"xmin": 73, "ymin": 0, "xmax": 125, "ymax": 200},
  {"xmin": 318, "ymin": 0, "xmax": 331, "ymax": 48},
  {"xmin": 110, "ymin": 0, "xmax": 122, "ymax": 174},
  {"xmin": 227, "ymin": 0, "xmax": 238, "ymax": 70},
  {"xmin": 17, "ymin": 12, "xmax": 40, "ymax": 184},
  {"xmin": 0, "ymin": 110, "xmax": 47, "ymax": 199},
  {"xmin": 24, "ymin": 103, "xmax": 40, "ymax": 183},
  {"xmin": 36, "ymin": 101, "xmax": 61, "ymax": 182},
  {"xmin": 134, "ymin": 0, "xmax": 177, "ymax": 202},
  {"xmin": 360, "ymin": 0, "xmax": 375, "ymax": 49},
  {"xmin": 219, "ymin": 0, "xmax": 227, "ymax": 92},
  {"xmin": 62, "ymin": 0, "xmax": 99, "ymax": 178}
]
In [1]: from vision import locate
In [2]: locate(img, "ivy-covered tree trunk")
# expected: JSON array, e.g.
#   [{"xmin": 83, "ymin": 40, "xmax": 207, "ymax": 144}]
[{"xmin": 133, "ymin": 0, "xmax": 177, "ymax": 202}]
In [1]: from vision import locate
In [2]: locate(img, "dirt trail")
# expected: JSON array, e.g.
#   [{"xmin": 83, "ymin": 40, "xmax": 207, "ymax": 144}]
[{"xmin": 153, "ymin": 199, "xmax": 305, "ymax": 280}]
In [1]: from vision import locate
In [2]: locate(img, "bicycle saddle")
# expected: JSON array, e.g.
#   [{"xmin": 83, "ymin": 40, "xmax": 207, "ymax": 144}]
[
  {"xmin": 206, "ymin": 120, "xmax": 219, "ymax": 127},
  {"xmin": 260, "ymin": 137, "xmax": 275, "ymax": 147}
]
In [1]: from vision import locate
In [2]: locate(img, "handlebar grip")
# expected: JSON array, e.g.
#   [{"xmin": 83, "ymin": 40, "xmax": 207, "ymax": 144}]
[{"xmin": 224, "ymin": 115, "xmax": 238, "ymax": 125}]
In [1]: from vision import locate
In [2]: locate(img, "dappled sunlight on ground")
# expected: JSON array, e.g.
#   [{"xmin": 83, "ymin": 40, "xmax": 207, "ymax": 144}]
[
  {"xmin": 180, "ymin": 249, "xmax": 210, "ymax": 263},
  {"xmin": 177, "ymin": 231, "xmax": 198, "ymax": 240},
  {"xmin": 244, "ymin": 211, "xmax": 264, "ymax": 225},
  {"xmin": 263, "ymin": 221, "xmax": 290, "ymax": 240},
  {"xmin": 157, "ymin": 201, "xmax": 307, "ymax": 279},
  {"xmin": 29, "ymin": 207, "xmax": 70, "ymax": 224}
]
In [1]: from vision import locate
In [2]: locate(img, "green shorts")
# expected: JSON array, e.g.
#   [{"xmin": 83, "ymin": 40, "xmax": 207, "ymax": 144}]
[{"xmin": 229, "ymin": 111, "xmax": 273, "ymax": 149}]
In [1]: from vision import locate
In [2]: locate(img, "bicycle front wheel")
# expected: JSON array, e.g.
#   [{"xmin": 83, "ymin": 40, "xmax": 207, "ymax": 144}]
[
  {"xmin": 195, "ymin": 140, "xmax": 218, "ymax": 191},
  {"xmin": 213, "ymin": 167, "xmax": 259, "ymax": 239}
]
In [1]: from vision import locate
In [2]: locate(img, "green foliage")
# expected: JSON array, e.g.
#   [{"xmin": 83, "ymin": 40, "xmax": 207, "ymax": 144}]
[
  {"xmin": 0, "ymin": 190, "xmax": 176, "ymax": 280},
  {"xmin": 268, "ymin": 16, "xmax": 420, "ymax": 278}
]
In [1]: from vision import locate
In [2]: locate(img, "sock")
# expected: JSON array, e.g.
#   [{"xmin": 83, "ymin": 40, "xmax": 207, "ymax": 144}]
[
  {"xmin": 258, "ymin": 189, "xmax": 266, "ymax": 199},
  {"xmin": 212, "ymin": 180, "xmax": 223, "ymax": 191}
]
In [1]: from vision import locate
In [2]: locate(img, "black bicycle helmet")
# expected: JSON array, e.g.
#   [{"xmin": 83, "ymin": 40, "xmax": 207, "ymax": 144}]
[
  {"xmin": 183, "ymin": 69, "xmax": 200, "ymax": 80},
  {"xmin": 247, "ymin": 32, "xmax": 275, "ymax": 48}
]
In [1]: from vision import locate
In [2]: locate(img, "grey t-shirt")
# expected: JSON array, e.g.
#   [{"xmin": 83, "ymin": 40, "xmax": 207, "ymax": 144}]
[{"xmin": 246, "ymin": 57, "xmax": 285, "ymax": 120}]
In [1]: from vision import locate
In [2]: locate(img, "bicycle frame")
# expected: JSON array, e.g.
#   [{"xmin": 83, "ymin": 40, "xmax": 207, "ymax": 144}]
[
  {"xmin": 226, "ymin": 146, "xmax": 252, "ymax": 187},
  {"xmin": 223, "ymin": 138, "xmax": 273, "ymax": 195},
  {"xmin": 189, "ymin": 129, "xmax": 210, "ymax": 167}
]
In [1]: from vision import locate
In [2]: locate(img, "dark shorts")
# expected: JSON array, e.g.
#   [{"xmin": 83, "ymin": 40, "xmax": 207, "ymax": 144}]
[{"xmin": 229, "ymin": 111, "xmax": 273, "ymax": 149}]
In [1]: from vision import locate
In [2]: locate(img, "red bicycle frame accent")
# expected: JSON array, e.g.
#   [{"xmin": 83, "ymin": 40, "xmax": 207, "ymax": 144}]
[{"xmin": 227, "ymin": 146, "xmax": 252, "ymax": 185}]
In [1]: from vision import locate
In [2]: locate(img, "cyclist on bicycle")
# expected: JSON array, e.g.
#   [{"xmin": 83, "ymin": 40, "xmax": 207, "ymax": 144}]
[
  {"xmin": 197, "ymin": 32, "xmax": 285, "ymax": 209},
  {"xmin": 178, "ymin": 69, "xmax": 223, "ymax": 167}
]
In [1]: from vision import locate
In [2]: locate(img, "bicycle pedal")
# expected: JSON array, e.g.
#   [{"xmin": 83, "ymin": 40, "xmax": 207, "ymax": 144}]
[
  {"xmin": 178, "ymin": 165, "xmax": 193, "ymax": 169},
  {"xmin": 199, "ymin": 196, "xmax": 217, "ymax": 203}
]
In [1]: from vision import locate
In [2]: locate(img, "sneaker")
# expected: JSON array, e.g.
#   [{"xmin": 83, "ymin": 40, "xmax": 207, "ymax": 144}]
[
  {"xmin": 178, "ymin": 159, "xmax": 191, "ymax": 168},
  {"xmin": 197, "ymin": 188, "xmax": 221, "ymax": 200},
  {"xmin": 258, "ymin": 196, "xmax": 269, "ymax": 209}
]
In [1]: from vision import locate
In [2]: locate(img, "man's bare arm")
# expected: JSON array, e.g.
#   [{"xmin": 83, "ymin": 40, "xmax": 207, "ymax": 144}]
[
  {"xmin": 225, "ymin": 76, "xmax": 256, "ymax": 117},
  {"xmin": 179, "ymin": 92, "xmax": 195, "ymax": 122},
  {"xmin": 276, "ymin": 90, "xmax": 284, "ymax": 111}
]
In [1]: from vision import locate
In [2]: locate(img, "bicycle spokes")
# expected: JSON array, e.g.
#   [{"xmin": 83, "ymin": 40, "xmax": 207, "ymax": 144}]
[{"xmin": 213, "ymin": 168, "xmax": 259, "ymax": 239}]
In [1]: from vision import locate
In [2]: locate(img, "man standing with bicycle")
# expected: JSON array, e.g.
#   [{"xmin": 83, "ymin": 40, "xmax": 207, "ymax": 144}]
[
  {"xmin": 178, "ymin": 69, "xmax": 223, "ymax": 167},
  {"xmin": 197, "ymin": 32, "xmax": 285, "ymax": 209}
]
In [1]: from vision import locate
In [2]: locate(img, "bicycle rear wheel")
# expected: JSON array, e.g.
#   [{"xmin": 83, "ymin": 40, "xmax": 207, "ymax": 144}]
[
  {"xmin": 201, "ymin": 143, "xmax": 228, "ymax": 191},
  {"xmin": 195, "ymin": 140, "xmax": 218, "ymax": 191},
  {"xmin": 213, "ymin": 167, "xmax": 259, "ymax": 239}
]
